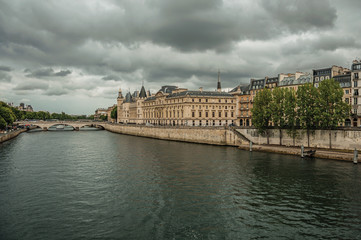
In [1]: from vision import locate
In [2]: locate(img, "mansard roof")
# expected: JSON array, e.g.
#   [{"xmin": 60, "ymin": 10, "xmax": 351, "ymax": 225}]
[
  {"xmin": 334, "ymin": 74, "xmax": 351, "ymax": 88},
  {"xmin": 250, "ymin": 78, "xmax": 265, "ymax": 90},
  {"xmin": 167, "ymin": 90, "xmax": 233, "ymax": 98},
  {"xmin": 278, "ymin": 74, "xmax": 312, "ymax": 87},
  {"xmin": 230, "ymin": 84, "xmax": 250, "ymax": 93},
  {"xmin": 266, "ymin": 77, "xmax": 279, "ymax": 84},
  {"xmin": 159, "ymin": 85, "xmax": 178, "ymax": 94}
]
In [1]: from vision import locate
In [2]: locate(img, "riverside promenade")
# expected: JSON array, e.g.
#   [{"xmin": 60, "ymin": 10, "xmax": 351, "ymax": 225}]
[
  {"xmin": 239, "ymin": 144, "xmax": 357, "ymax": 162},
  {"xmin": 0, "ymin": 129, "xmax": 28, "ymax": 144}
]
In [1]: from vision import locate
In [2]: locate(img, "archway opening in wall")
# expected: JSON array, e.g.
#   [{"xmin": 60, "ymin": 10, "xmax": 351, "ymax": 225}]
[
  {"xmin": 345, "ymin": 119, "xmax": 351, "ymax": 127},
  {"xmin": 48, "ymin": 124, "xmax": 74, "ymax": 131},
  {"xmin": 353, "ymin": 118, "xmax": 358, "ymax": 127},
  {"xmin": 246, "ymin": 119, "xmax": 250, "ymax": 126}
]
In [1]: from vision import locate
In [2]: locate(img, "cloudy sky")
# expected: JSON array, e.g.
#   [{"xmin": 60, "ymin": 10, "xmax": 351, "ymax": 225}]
[{"xmin": 0, "ymin": 0, "xmax": 360, "ymax": 114}]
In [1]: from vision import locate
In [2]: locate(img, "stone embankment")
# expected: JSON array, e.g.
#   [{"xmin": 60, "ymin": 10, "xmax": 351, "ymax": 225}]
[
  {"xmin": 103, "ymin": 124, "xmax": 249, "ymax": 146},
  {"xmin": 104, "ymin": 124, "xmax": 360, "ymax": 162},
  {"xmin": 0, "ymin": 129, "xmax": 28, "ymax": 144}
]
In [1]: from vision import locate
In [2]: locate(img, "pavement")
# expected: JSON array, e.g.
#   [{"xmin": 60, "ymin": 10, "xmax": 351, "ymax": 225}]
[{"xmin": 238, "ymin": 144, "xmax": 357, "ymax": 162}]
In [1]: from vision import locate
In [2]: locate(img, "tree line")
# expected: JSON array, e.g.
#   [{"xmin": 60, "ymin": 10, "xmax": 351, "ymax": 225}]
[
  {"xmin": 0, "ymin": 101, "xmax": 93, "ymax": 130},
  {"xmin": 251, "ymin": 78, "xmax": 351, "ymax": 145}
]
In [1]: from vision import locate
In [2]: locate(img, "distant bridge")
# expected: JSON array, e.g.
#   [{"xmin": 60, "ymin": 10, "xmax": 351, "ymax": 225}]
[{"xmin": 15, "ymin": 121, "xmax": 107, "ymax": 131}]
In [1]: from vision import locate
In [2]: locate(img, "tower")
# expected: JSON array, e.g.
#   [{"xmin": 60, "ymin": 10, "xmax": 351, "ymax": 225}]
[{"xmin": 217, "ymin": 70, "xmax": 221, "ymax": 92}]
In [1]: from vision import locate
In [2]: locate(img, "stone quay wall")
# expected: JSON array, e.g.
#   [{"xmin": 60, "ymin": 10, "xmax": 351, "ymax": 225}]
[
  {"xmin": 104, "ymin": 124, "xmax": 247, "ymax": 146},
  {"xmin": 0, "ymin": 129, "xmax": 27, "ymax": 144},
  {"xmin": 237, "ymin": 128, "xmax": 361, "ymax": 150}
]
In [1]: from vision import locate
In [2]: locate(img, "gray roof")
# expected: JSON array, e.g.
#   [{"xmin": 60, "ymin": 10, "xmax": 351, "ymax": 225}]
[
  {"xmin": 230, "ymin": 84, "xmax": 250, "ymax": 94},
  {"xmin": 250, "ymin": 79, "xmax": 265, "ymax": 90},
  {"xmin": 334, "ymin": 74, "xmax": 351, "ymax": 88},
  {"xmin": 139, "ymin": 86, "xmax": 147, "ymax": 98},
  {"xmin": 279, "ymin": 74, "xmax": 312, "ymax": 87},
  {"xmin": 124, "ymin": 92, "xmax": 134, "ymax": 103},
  {"xmin": 167, "ymin": 90, "xmax": 233, "ymax": 98},
  {"xmin": 159, "ymin": 85, "xmax": 178, "ymax": 94},
  {"xmin": 266, "ymin": 77, "xmax": 279, "ymax": 84}
]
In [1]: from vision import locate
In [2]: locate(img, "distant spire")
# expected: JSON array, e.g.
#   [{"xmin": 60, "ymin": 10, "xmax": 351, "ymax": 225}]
[
  {"xmin": 217, "ymin": 70, "xmax": 221, "ymax": 92},
  {"xmin": 118, "ymin": 88, "xmax": 123, "ymax": 98}
]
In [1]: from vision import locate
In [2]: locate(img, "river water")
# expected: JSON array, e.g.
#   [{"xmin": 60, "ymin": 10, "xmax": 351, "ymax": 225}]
[{"xmin": 0, "ymin": 130, "xmax": 361, "ymax": 239}]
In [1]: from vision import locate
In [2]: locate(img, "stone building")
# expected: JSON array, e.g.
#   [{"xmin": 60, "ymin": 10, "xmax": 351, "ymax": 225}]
[
  {"xmin": 278, "ymin": 72, "xmax": 312, "ymax": 91},
  {"xmin": 143, "ymin": 86, "xmax": 236, "ymax": 126},
  {"xmin": 116, "ymin": 77, "xmax": 237, "ymax": 126},
  {"xmin": 106, "ymin": 104, "xmax": 117, "ymax": 123},
  {"xmin": 117, "ymin": 85, "xmax": 149, "ymax": 124},
  {"xmin": 351, "ymin": 59, "xmax": 361, "ymax": 126},
  {"xmin": 230, "ymin": 84, "xmax": 251, "ymax": 126},
  {"xmin": 313, "ymin": 65, "xmax": 349, "ymax": 87},
  {"xmin": 94, "ymin": 108, "xmax": 107, "ymax": 120}
]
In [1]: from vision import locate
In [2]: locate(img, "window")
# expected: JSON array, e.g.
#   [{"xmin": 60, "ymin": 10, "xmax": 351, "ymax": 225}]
[
  {"xmin": 355, "ymin": 89, "xmax": 359, "ymax": 96},
  {"xmin": 199, "ymin": 99, "xmax": 201, "ymax": 102},
  {"xmin": 206, "ymin": 99, "xmax": 208, "ymax": 102},
  {"xmin": 219, "ymin": 112, "xmax": 221, "ymax": 117},
  {"xmin": 355, "ymin": 73, "xmax": 359, "ymax": 79},
  {"xmin": 320, "ymin": 76, "xmax": 324, "ymax": 81},
  {"xmin": 346, "ymin": 90, "xmax": 349, "ymax": 94},
  {"xmin": 212, "ymin": 112, "xmax": 215, "ymax": 118},
  {"xmin": 199, "ymin": 111, "xmax": 202, "ymax": 117},
  {"xmin": 192, "ymin": 99, "xmax": 194, "ymax": 102},
  {"xmin": 225, "ymin": 112, "xmax": 228, "ymax": 117},
  {"xmin": 346, "ymin": 98, "xmax": 349, "ymax": 104},
  {"xmin": 231, "ymin": 112, "xmax": 234, "ymax": 117},
  {"xmin": 326, "ymin": 76, "xmax": 330, "ymax": 79},
  {"xmin": 192, "ymin": 112, "xmax": 195, "ymax": 118},
  {"xmin": 206, "ymin": 112, "xmax": 208, "ymax": 117},
  {"xmin": 354, "ymin": 80, "xmax": 358, "ymax": 87},
  {"xmin": 354, "ymin": 98, "xmax": 358, "ymax": 105}
]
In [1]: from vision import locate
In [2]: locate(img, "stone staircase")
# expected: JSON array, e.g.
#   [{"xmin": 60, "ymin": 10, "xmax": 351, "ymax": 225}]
[{"xmin": 228, "ymin": 126, "xmax": 252, "ymax": 144}]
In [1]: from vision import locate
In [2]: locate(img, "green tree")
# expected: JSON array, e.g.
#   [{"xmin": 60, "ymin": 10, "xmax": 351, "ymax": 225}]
[
  {"xmin": 270, "ymin": 88, "xmax": 286, "ymax": 145},
  {"xmin": 0, "ymin": 106, "xmax": 16, "ymax": 126},
  {"xmin": 318, "ymin": 78, "xmax": 351, "ymax": 129},
  {"xmin": 297, "ymin": 83, "xmax": 320, "ymax": 146},
  {"xmin": 251, "ymin": 89, "xmax": 272, "ymax": 143},
  {"xmin": 100, "ymin": 115, "xmax": 107, "ymax": 121},
  {"xmin": 284, "ymin": 88, "xmax": 298, "ymax": 145},
  {"xmin": 0, "ymin": 116, "xmax": 7, "ymax": 130},
  {"xmin": 318, "ymin": 78, "xmax": 351, "ymax": 148},
  {"xmin": 111, "ymin": 107, "xmax": 117, "ymax": 120}
]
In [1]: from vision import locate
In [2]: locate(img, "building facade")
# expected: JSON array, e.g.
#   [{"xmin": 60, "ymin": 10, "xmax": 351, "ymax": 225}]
[
  {"xmin": 313, "ymin": 65, "xmax": 349, "ymax": 87},
  {"xmin": 351, "ymin": 60, "xmax": 361, "ymax": 126}
]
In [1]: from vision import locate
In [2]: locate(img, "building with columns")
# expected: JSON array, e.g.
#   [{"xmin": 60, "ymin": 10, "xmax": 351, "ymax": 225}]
[{"xmin": 117, "ymin": 77, "xmax": 237, "ymax": 126}]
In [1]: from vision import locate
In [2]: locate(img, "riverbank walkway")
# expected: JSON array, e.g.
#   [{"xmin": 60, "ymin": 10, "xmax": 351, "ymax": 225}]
[{"xmin": 239, "ymin": 144, "xmax": 357, "ymax": 162}]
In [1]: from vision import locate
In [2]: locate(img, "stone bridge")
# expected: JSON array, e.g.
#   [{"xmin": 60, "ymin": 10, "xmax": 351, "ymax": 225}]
[{"xmin": 15, "ymin": 121, "xmax": 107, "ymax": 131}]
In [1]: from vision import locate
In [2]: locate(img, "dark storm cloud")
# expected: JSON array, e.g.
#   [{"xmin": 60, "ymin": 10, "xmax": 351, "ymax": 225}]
[
  {"xmin": 0, "ymin": 0, "xmax": 360, "ymax": 114},
  {"xmin": 13, "ymin": 81, "xmax": 49, "ymax": 91},
  {"xmin": 25, "ymin": 68, "xmax": 72, "ymax": 78},
  {"xmin": 54, "ymin": 70, "xmax": 72, "ymax": 77},
  {"xmin": 262, "ymin": 0, "xmax": 337, "ymax": 32},
  {"xmin": 0, "ymin": 65, "xmax": 12, "ymax": 71},
  {"xmin": 0, "ymin": 71, "xmax": 12, "ymax": 82},
  {"xmin": 102, "ymin": 75, "xmax": 121, "ymax": 81},
  {"xmin": 44, "ymin": 87, "xmax": 69, "ymax": 96}
]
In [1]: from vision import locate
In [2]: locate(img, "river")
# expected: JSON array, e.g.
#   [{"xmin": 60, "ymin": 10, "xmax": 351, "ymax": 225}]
[{"xmin": 0, "ymin": 130, "xmax": 361, "ymax": 239}]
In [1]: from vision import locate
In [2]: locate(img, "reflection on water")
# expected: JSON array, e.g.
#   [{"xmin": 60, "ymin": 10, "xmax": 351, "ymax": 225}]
[{"xmin": 0, "ymin": 131, "xmax": 360, "ymax": 239}]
